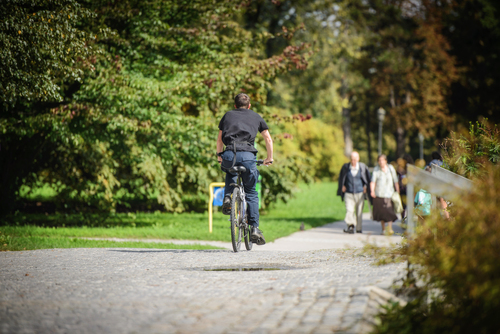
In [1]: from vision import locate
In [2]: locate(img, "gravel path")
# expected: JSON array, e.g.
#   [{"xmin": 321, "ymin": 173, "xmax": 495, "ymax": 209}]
[{"xmin": 0, "ymin": 247, "xmax": 405, "ymax": 334}]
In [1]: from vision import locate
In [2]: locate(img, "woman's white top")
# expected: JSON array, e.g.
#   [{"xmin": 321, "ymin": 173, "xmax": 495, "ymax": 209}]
[{"xmin": 371, "ymin": 165, "xmax": 398, "ymax": 198}]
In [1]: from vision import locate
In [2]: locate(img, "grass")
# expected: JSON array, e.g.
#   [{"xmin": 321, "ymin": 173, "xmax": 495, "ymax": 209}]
[
  {"xmin": 2, "ymin": 182, "xmax": 355, "ymax": 251},
  {"xmin": 0, "ymin": 231, "xmax": 220, "ymax": 252}
]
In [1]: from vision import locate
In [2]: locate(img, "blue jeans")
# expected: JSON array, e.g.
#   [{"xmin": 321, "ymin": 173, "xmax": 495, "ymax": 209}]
[{"xmin": 221, "ymin": 151, "xmax": 260, "ymax": 228}]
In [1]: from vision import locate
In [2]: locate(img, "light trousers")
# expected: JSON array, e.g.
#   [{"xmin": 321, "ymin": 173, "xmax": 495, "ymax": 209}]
[{"xmin": 344, "ymin": 192, "xmax": 364, "ymax": 231}]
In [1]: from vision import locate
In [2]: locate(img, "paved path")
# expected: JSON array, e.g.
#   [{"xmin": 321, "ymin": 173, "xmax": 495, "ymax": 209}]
[
  {"xmin": 256, "ymin": 213, "xmax": 403, "ymax": 251},
  {"xmin": 0, "ymin": 214, "xmax": 406, "ymax": 334}
]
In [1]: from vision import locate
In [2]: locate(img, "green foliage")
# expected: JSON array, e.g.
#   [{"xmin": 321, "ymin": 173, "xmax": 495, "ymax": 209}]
[
  {"xmin": 1, "ymin": 0, "xmax": 312, "ymax": 216},
  {"xmin": 266, "ymin": 1, "xmax": 363, "ymax": 123},
  {"xmin": 443, "ymin": 120, "xmax": 500, "ymax": 179},
  {"xmin": 346, "ymin": 0, "xmax": 457, "ymax": 157},
  {"xmin": 0, "ymin": 0, "xmax": 102, "ymax": 104},
  {"xmin": 276, "ymin": 118, "xmax": 346, "ymax": 180}
]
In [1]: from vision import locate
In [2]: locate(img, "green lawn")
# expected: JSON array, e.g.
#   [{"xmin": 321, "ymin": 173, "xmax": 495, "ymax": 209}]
[
  {"xmin": 0, "ymin": 232, "xmax": 220, "ymax": 252},
  {"xmin": 1, "ymin": 182, "xmax": 350, "ymax": 251}
]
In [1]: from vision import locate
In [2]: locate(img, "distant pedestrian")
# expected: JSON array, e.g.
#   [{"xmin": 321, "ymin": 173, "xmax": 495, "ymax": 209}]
[
  {"xmin": 414, "ymin": 166, "xmax": 450, "ymax": 221},
  {"xmin": 396, "ymin": 153, "xmax": 414, "ymax": 218},
  {"xmin": 337, "ymin": 151, "xmax": 371, "ymax": 234},
  {"xmin": 370, "ymin": 154, "xmax": 399, "ymax": 235},
  {"xmin": 427, "ymin": 151, "xmax": 443, "ymax": 168}
]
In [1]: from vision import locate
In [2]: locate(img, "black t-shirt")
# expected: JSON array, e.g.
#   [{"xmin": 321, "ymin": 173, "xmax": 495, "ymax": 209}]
[{"xmin": 218, "ymin": 108, "xmax": 269, "ymax": 153}]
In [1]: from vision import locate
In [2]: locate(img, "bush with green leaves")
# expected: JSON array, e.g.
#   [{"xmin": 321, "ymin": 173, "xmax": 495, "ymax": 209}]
[{"xmin": 442, "ymin": 120, "xmax": 500, "ymax": 179}]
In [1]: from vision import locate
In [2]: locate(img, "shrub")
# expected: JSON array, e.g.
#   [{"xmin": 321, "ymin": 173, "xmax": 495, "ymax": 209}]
[
  {"xmin": 276, "ymin": 118, "xmax": 346, "ymax": 180},
  {"xmin": 442, "ymin": 120, "xmax": 500, "ymax": 179},
  {"xmin": 371, "ymin": 121, "xmax": 500, "ymax": 334}
]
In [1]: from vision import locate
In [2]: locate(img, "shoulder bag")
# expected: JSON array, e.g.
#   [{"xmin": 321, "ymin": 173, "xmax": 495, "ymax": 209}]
[{"xmin": 390, "ymin": 165, "xmax": 403, "ymax": 213}]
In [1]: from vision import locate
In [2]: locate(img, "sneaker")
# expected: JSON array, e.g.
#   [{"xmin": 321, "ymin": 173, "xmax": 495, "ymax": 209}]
[
  {"xmin": 222, "ymin": 195, "xmax": 231, "ymax": 215},
  {"xmin": 356, "ymin": 230, "xmax": 362, "ymax": 233},
  {"xmin": 251, "ymin": 227, "xmax": 266, "ymax": 245},
  {"xmin": 343, "ymin": 225, "xmax": 354, "ymax": 234}
]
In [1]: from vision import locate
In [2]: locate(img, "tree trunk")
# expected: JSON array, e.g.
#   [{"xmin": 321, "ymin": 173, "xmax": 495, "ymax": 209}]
[
  {"xmin": 395, "ymin": 126, "xmax": 406, "ymax": 158},
  {"xmin": 365, "ymin": 104, "xmax": 373, "ymax": 166},
  {"xmin": 390, "ymin": 86, "xmax": 407, "ymax": 158},
  {"xmin": 342, "ymin": 107, "xmax": 353, "ymax": 158}
]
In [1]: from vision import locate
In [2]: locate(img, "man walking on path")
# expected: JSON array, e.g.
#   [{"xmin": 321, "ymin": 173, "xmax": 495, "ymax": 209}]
[
  {"xmin": 337, "ymin": 151, "xmax": 371, "ymax": 234},
  {"xmin": 216, "ymin": 93, "xmax": 273, "ymax": 245}
]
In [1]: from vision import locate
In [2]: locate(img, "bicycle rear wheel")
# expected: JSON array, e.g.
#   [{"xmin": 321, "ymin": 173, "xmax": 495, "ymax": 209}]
[
  {"xmin": 244, "ymin": 214, "xmax": 253, "ymax": 251},
  {"xmin": 230, "ymin": 188, "xmax": 242, "ymax": 252}
]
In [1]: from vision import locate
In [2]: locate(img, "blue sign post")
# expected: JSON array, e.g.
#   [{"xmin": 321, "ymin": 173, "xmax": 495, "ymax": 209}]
[
  {"xmin": 208, "ymin": 182, "xmax": 226, "ymax": 233},
  {"xmin": 213, "ymin": 187, "xmax": 225, "ymax": 206}
]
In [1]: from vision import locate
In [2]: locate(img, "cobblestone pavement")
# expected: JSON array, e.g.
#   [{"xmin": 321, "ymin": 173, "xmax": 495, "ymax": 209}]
[{"xmin": 0, "ymin": 247, "xmax": 405, "ymax": 334}]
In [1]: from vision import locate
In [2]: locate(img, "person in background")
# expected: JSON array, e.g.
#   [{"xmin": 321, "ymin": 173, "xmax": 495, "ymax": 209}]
[
  {"xmin": 370, "ymin": 154, "xmax": 399, "ymax": 235},
  {"xmin": 427, "ymin": 151, "xmax": 444, "ymax": 168},
  {"xmin": 337, "ymin": 151, "xmax": 371, "ymax": 234},
  {"xmin": 396, "ymin": 153, "xmax": 414, "ymax": 218},
  {"xmin": 414, "ymin": 166, "xmax": 450, "ymax": 221}
]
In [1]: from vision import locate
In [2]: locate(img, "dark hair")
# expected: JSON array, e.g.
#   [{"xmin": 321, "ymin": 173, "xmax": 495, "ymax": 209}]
[
  {"xmin": 431, "ymin": 151, "xmax": 443, "ymax": 161},
  {"xmin": 377, "ymin": 154, "xmax": 387, "ymax": 162},
  {"xmin": 234, "ymin": 93, "xmax": 250, "ymax": 109},
  {"xmin": 402, "ymin": 153, "xmax": 414, "ymax": 165}
]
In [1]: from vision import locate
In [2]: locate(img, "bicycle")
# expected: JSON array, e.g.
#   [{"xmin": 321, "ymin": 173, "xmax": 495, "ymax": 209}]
[{"xmin": 228, "ymin": 159, "xmax": 268, "ymax": 252}]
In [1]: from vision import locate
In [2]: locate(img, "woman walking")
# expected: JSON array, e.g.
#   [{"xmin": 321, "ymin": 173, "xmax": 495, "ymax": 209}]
[{"xmin": 370, "ymin": 154, "xmax": 400, "ymax": 235}]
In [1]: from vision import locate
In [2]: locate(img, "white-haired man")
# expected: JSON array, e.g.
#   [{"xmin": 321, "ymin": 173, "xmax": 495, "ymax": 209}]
[{"xmin": 337, "ymin": 151, "xmax": 371, "ymax": 234}]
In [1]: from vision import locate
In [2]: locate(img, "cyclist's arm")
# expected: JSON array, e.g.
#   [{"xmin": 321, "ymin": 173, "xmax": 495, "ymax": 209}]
[
  {"xmin": 261, "ymin": 129, "xmax": 273, "ymax": 165},
  {"xmin": 217, "ymin": 130, "xmax": 223, "ymax": 163}
]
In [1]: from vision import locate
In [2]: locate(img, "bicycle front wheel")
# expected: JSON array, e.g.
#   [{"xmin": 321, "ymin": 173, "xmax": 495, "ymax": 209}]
[{"xmin": 230, "ymin": 188, "xmax": 242, "ymax": 252}]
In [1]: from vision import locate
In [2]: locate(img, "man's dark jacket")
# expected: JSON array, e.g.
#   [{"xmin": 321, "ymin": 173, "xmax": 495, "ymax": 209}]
[{"xmin": 337, "ymin": 162, "xmax": 372, "ymax": 202}]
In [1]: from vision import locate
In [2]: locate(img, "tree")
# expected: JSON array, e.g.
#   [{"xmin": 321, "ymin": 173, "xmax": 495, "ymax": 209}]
[
  {"xmin": 0, "ymin": 0, "xmax": 100, "ymax": 105},
  {"xmin": 443, "ymin": 0, "xmax": 500, "ymax": 124},
  {"xmin": 1, "ymin": 0, "xmax": 311, "ymax": 217},
  {"xmin": 0, "ymin": 0, "xmax": 103, "ymax": 215},
  {"xmin": 347, "ymin": 0, "xmax": 457, "ymax": 158}
]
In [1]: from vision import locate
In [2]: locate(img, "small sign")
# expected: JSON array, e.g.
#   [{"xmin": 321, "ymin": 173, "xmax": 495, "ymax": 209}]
[{"xmin": 213, "ymin": 187, "xmax": 225, "ymax": 206}]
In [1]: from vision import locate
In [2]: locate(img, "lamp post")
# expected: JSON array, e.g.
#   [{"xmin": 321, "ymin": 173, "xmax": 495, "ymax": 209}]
[
  {"xmin": 418, "ymin": 132, "xmax": 424, "ymax": 160},
  {"xmin": 377, "ymin": 108, "xmax": 386, "ymax": 156}
]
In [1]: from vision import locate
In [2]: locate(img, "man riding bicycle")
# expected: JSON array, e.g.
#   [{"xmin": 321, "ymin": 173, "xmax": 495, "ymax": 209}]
[{"xmin": 217, "ymin": 93, "xmax": 273, "ymax": 245}]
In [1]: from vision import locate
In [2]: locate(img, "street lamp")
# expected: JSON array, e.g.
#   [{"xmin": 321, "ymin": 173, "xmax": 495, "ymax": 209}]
[
  {"xmin": 418, "ymin": 132, "xmax": 424, "ymax": 160},
  {"xmin": 377, "ymin": 108, "xmax": 386, "ymax": 156}
]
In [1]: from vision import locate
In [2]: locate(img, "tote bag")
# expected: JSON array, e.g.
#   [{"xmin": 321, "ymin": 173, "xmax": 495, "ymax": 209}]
[{"xmin": 390, "ymin": 165, "xmax": 403, "ymax": 213}]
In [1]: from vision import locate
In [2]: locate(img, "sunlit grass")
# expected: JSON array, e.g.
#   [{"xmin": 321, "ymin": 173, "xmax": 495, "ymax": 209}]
[{"xmin": 2, "ymin": 182, "xmax": 357, "ymax": 250}]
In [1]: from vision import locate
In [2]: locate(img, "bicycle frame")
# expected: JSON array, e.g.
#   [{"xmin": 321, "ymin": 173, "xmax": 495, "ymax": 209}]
[{"xmin": 228, "ymin": 159, "xmax": 267, "ymax": 252}]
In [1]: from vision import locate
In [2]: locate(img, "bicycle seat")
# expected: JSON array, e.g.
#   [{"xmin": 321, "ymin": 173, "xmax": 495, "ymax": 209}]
[{"xmin": 229, "ymin": 166, "xmax": 247, "ymax": 174}]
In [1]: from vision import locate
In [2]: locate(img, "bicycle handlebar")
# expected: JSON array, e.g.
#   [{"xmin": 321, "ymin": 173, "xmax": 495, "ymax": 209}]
[{"xmin": 257, "ymin": 160, "xmax": 273, "ymax": 166}]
